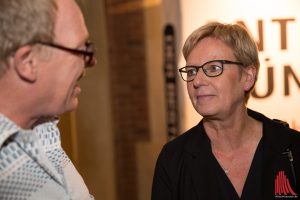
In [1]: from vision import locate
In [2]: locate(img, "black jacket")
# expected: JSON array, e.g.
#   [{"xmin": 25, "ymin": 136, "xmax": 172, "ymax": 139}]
[{"xmin": 152, "ymin": 110, "xmax": 300, "ymax": 200}]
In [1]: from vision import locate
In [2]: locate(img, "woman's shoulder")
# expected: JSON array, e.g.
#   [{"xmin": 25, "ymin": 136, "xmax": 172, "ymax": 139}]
[
  {"xmin": 158, "ymin": 122, "xmax": 208, "ymax": 163},
  {"xmin": 164, "ymin": 124, "xmax": 201, "ymax": 149},
  {"xmin": 266, "ymin": 116, "xmax": 300, "ymax": 140},
  {"xmin": 250, "ymin": 109, "xmax": 300, "ymax": 150},
  {"xmin": 248, "ymin": 109, "xmax": 300, "ymax": 135}
]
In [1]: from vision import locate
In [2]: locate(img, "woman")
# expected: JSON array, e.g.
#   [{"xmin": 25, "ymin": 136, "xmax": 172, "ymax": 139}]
[{"xmin": 152, "ymin": 22, "xmax": 300, "ymax": 200}]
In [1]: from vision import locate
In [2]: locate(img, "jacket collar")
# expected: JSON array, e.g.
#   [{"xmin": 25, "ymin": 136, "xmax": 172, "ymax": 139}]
[
  {"xmin": 247, "ymin": 109, "xmax": 292, "ymax": 152},
  {"xmin": 184, "ymin": 121, "xmax": 209, "ymax": 156},
  {"xmin": 183, "ymin": 121, "xmax": 221, "ymax": 199},
  {"xmin": 0, "ymin": 113, "xmax": 21, "ymax": 148},
  {"xmin": 184, "ymin": 109, "xmax": 292, "ymax": 154},
  {"xmin": 0, "ymin": 114, "xmax": 65, "ymax": 187}
]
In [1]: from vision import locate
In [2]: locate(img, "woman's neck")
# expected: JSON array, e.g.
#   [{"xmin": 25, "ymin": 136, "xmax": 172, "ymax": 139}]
[{"xmin": 203, "ymin": 109, "xmax": 262, "ymax": 152}]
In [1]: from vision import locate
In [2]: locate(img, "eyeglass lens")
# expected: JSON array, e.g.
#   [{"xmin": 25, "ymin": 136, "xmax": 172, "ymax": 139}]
[
  {"xmin": 180, "ymin": 61, "xmax": 223, "ymax": 81},
  {"xmin": 84, "ymin": 42, "xmax": 96, "ymax": 67}
]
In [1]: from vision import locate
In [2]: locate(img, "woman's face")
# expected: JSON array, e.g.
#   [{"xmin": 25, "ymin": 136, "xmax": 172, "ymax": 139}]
[{"xmin": 186, "ymin": 37, "xmax": 254, "ymax": 119}]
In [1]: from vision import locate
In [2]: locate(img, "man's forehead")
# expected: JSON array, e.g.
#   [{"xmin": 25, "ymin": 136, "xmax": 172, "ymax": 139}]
[{"xmin": 54, "ymin": 0, "xmax": 88, "ymax": 44}]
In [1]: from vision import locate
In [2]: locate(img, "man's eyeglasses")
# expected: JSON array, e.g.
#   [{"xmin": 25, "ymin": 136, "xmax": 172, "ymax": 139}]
[
  {"xmin": 36, "ymin": 41, "xmax": 96, "ymax": 67},
  {"xmin": 178, "ymin": 60, "xmax": 243, "ymax": 82}
]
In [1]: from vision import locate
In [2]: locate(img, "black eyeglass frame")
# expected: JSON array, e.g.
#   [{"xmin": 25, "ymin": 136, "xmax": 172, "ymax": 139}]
[
  {"xmin": 36, "ymin": 41, "xmax": 96, "ymax": 67},
  {"xmin": 178, "ymin": 59, "xmax": 243, "ymax": 82}
]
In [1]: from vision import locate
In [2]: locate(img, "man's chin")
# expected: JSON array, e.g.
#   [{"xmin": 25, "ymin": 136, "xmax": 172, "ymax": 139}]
[
  {"xmin": 57, "ymin": 99, "xmax": 79, "ymax": 115},
  {"xmin": 66, "ymin": 100, "xmax": 79, "ymax": 113}
]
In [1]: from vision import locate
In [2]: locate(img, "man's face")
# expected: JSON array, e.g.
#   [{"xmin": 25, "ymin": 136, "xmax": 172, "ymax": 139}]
[{"xmin": 37, "ymin": 0, "xmax": 90, "ymax": 116}]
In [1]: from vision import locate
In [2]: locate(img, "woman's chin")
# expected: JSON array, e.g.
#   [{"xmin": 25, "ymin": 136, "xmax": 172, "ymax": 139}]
[{"xmin": 196, "ymin": 108, "xmax": 218, "ymax": 118}]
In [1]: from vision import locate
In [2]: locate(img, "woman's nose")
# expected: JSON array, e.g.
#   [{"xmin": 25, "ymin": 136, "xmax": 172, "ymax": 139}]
[{"xmin": 192, "ymin": 68, "xmax": 209, "ymax": 87}]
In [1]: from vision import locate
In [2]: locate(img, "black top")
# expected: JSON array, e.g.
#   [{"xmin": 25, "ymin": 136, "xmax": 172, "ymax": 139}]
[
  {"xmin": 212, "ymin": 139, "xmax": 263, "ymax": 200},
  {"xmin": 152, "ymin": 109, "xmax": 300, "ymax": 200}
]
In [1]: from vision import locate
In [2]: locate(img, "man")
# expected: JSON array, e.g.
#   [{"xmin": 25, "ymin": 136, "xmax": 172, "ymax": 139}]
[{"xmin": 0, "ymin": 0, "xmax": 96, "ymax": 199}]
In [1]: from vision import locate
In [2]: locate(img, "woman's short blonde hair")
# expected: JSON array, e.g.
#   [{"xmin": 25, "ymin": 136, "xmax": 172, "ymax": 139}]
[{"xmin": 183, "ymin": 22, "xmax": 260, "ymax": 102}]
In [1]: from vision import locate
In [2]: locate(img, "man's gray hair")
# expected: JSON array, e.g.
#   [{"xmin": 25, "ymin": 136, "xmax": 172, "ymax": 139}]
[{"xmin": 0, "ymin": 0, "xmax": 57, "ymax": 73}]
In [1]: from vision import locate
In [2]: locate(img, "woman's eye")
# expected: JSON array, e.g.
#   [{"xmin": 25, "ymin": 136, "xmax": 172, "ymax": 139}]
[
  {"xmin": 207, "ymin": 65, "xmax": 221, "ymax": 72},
  {"xmin": 187, "ymin": 68, "xmax": 197, "ymax": 76}
]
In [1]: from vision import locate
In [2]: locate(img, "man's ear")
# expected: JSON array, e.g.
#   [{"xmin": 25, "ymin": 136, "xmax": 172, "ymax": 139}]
[
  {"xmin": 243, "ymin": 65, "xmax": 257, "ymax": 92},
  {"xmin": 13, "ymin": 45, "xmax": 37, "ymax": 82}
]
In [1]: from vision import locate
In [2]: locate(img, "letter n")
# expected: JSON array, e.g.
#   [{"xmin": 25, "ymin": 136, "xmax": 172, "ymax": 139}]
[{"xmin": 284, "ymin": 65, "xmax": 300, "ymax": 96}]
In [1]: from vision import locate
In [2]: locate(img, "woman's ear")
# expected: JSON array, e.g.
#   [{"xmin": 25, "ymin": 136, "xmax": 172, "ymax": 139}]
[
  {"xmin": 243, "ymin": 65, "xmax": 257, "ymax": 92},
  {"xmin": 13, "ymin": 45, "xmax": 37, "ymax": 82}
]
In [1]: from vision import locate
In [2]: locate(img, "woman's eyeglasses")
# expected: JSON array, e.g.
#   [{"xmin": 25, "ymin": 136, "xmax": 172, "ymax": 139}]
[{"xmin": 179, "ymin": 60, "xmax": 243, "ymax": 82}]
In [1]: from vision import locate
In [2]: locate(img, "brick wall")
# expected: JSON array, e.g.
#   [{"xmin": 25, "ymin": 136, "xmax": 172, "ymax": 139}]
[{"xmin": 105, "ymin": 1, "xmax": 150, "ymax": 199}]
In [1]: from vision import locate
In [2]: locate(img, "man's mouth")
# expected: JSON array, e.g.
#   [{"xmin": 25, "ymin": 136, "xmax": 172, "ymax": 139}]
[{"xmin": 77, "ymin": 70, "xmax": 86, "ymax": 82}]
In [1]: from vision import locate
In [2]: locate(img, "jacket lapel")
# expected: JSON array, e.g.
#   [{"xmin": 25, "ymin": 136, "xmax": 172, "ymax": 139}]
[
  {"xmin": 260, "ymin": 114, "xmax": 292, "ymax": 199},
  {"xmin": 185, "ymin": 122, "xmax": 221, "ymax": 200}
]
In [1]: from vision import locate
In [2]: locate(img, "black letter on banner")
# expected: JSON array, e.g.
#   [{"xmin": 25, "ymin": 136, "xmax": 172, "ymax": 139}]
[
  {"xmin": 237, "ymin": 20, "xmax": 264, "ymax": 51},
  {"xmin": 272, "ymin": 18, "xmax": 295, "ymax": 50},
  {"xmin": 252, "ymin": 67, "xmax": 274, "ymax": 98},
  {"xmin": 284, "ymin": 65, "xmax": 300, "ymax": 96}
]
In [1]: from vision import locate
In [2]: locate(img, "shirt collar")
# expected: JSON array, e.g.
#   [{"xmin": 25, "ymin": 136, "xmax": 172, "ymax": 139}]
[
  {"xmin": 0, "ymin": 113, "xmax": 65, "ymax": 186},
  {"xmin": 0, "ymin": 113, "xmax": 21, "ymax": 148}
]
